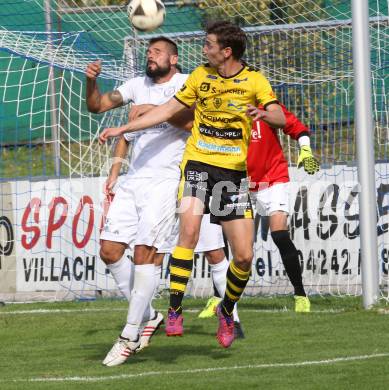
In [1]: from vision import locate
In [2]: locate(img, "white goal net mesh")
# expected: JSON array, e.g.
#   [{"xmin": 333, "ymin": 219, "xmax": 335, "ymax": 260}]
[{"xmin": 0, "ymin": 0, "xmax": 388, "ymax": 301}]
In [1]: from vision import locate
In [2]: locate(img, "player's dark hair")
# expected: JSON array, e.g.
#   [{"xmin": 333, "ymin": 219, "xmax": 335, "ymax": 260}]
[
  {"xmin": 205, "ymin": 21, "xmax": 247, "ymax": 60},
  {"xmin": 148, "ymin": 36, "xmax": 178, "ymax": 55}
]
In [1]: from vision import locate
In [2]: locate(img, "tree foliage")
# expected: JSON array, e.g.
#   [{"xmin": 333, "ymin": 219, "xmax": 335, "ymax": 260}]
[
  {"xmin": 60, "ymin": 0, "xmax": 127, "ymax": 7},
  {"xmin": 196, "ymin": 0, "xmax": 328, "ymax": 27}
]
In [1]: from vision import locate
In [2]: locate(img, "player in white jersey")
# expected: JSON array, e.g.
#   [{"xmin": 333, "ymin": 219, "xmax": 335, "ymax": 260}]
[
  {"xmin": 86, "ymin": 37, "xmax": 193, "ymax": 366},
  {"xmin": 87, "ymin": 36, "xmax": 226, "ymax": 366}
]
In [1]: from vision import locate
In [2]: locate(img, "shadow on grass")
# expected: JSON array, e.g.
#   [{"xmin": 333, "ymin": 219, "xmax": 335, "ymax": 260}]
[
  {"xmin": 85, "ymin": 320, "xmax": 235, "ymax": 365},
  {"xmin": 139, "ymin": 342, "xmax": 230, "ymax": 363},
  {"xmin": 85, "ymin": 338, "xmax": 231, "ymax": 367}
]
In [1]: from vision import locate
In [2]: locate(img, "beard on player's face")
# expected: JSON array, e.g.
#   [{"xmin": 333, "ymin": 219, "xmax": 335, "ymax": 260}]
[{"xmin": 145, "ymin": 59, "xmax": 171, "ymax": 79}]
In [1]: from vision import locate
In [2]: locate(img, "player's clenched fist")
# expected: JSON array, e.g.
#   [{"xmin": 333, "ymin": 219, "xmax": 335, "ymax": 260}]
[{"xmin": 85, "ymin": 60, "xmax": 102, "ymax": 80}]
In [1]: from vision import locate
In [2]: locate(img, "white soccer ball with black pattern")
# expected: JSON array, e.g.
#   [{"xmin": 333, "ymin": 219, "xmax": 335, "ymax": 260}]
[{"xmin": 127, "ymin": 0, "xmax": 166, "ymax": 32}]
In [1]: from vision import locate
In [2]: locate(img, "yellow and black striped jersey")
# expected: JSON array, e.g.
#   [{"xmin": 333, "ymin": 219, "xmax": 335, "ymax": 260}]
[{"xmin": 174, "ymin": 63, "xmax": 278, "ymax": 171}]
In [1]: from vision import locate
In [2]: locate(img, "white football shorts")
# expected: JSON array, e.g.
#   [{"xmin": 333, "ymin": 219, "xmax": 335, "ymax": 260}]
[
  {"xmin": 250, "ymin": 182, "xmax": 290, "ymax": 216},
  {"xmin": 100, "ymin": 177, "xmax": 179, "ymax": 253},
  {"xmin": 158, "ymin": 213, "xmax": 225, "ymax": 254}
]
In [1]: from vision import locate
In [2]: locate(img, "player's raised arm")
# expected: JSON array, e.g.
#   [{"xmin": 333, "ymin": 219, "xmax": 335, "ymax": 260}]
[
  {"xmin": 167, "ymin": 105, "xmax": 195, "ymax": 131},
  {"xmin": 246, "ymin": 103, "xmax": 286, "ymax": 128},
  {"xmin": 129, "ymin": 104, "xmax": 156, "ymax": 121},
  {"xmin": 85, "ymin": 60, "xmax": 124, "ymax": 114},
  {"xmin": 129, "ymin": 104, "xmax": 194, "ymax": 130},
  {"xmin": 99, "ymin": 97, "xmax": 186, "ymax": 144}
]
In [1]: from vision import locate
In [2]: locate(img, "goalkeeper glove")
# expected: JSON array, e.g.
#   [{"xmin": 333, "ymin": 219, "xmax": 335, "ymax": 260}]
[{"xmin": 297, "ymin": 146, "xmax": 320, "ymax": 175}]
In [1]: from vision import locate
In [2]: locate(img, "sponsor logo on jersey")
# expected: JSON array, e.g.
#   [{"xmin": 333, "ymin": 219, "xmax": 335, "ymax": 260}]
[
  {"xmin": 199, "ymin": 123, "xmax": 242, "ymax": 140},
  {"xmin": 200, "ymin": 82, "xmax": 211, "ymax": 92},
  {"xmin": 227, "ymin": 100, "xmax": 243, "ymax": 111},
  {"xmin": 152, "ymin": 123, "xmax": 169, "ymax": 130},
  {"xmin": 164, "ymin": 86, "xmax": 176, "ymax": 97},
  {"xmin": 199, "ymin": 97, "xmax": 207, "ymax": 107},
  {"xmin": 200, "ymin": 113, "xmax": 240, "ymax": 124},
  {"xmin": 233, "ymin": 77, "xmax": 248, "ymax": 84},
  {"xmin": 230, "ymin": 193, "xmax": 248, "ymax": 202},
  {"xmin": 207, "ymin": 74, "xmax": 218, "ymax": 80},
  {"xmin": 213, "ymin": 97, "xmax": 222, "ymax": 109},
  {"xmin": 186, "ymin": 170, "xmax": 208, "ymax": 182},
  {"xmin": 251, "ymin": 121, "xmax": 261, "ymax": 142},
  {"xmin": 197, "ymin": 140, "xmax": 241, "ymax": 154},
  {"xmin": 226, "ymin": 193, "xmax": 252, "ymax": 216},
  {"xmin": 226, "ymin": 201, "xmax": 251, "ymax": 209},
  {"xmin": 205, "ymin": 84, "xmax": 245, "ymax": 95},
  {"xmin": 220, "ymin": 88, "xmax": 246, "ymax": 95},
  {"xmin": 244, "ymin": 209, "xmax": 253, "ymax": 218},
  {"xmin": 184, "ymin": 181, "xmax": 206, "ymax": 192}
]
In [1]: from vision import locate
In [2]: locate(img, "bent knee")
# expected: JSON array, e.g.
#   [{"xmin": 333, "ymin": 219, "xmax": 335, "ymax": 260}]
[
  {"xmin": 205, "ymin": 249, "xmax": 226, "ymax": 264},
  {"xmin": 233, "ymin": 250, "xmax": 253, "ymax": 267},
  {"xmin": 100, "ymin": 243, "xmax": 125, "ymax": 264}
]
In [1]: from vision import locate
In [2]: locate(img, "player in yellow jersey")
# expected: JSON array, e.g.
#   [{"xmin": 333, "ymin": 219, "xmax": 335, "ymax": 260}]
[{"xmin": 99, "ymin": 21, "xmax": 286, "ymax": 348}]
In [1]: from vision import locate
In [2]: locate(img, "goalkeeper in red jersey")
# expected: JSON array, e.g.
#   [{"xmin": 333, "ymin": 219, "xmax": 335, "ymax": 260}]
[
  {"xmin": 199, "ymin": 104, "xmax": 319, "ymax": 319},
  {"xmin": 247, "ymin": 103, "xmax": 319, "ymax": 311}
]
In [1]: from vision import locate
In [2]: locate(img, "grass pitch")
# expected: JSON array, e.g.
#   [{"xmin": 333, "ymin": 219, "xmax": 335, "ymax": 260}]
[{"xmin": 1, "ymin": 296, "xmax": 389, "ymax": 390}]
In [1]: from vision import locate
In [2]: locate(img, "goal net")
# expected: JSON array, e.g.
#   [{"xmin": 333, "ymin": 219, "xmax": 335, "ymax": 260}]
[{"xmin": 0, "ymin": 0, "xmax": 388, "ymax": 301}]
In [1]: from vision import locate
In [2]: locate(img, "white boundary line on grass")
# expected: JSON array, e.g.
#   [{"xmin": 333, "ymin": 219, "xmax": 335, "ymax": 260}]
[
  {"xmin": 0, "ymin": 308, "xmax": 345, "ymax": 315},
  {"xmin": 3, "ymin": 353, "xmax": 389, "ymax": 383}
]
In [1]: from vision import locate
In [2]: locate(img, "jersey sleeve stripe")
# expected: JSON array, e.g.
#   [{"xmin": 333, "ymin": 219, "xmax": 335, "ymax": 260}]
[
  {"xmin": 297, "ymin": 131, "xmax": 310, "ymax": 138},
  {"xmin": 173, "ymin": 95, "xmax": 191, "ymax": 108},
  {"xmin": 263, "ymin": 100, "xmax": 279, "ymax": 109}
]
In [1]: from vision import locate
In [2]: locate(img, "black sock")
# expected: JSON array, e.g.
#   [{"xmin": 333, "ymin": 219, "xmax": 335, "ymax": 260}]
[{"xmin": 271, "ymin": 230, "xmax": 306, "ymax": 297}]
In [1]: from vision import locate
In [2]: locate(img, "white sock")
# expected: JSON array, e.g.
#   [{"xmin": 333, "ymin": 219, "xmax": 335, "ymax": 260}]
[
  {"xmin": 122, "ymin": 264, "xmax": 155, "ymax": 340},
  {"xmin": 106, "ymin": 254, "xmax": 134, "ymax": 301},
  {"xmin": 210, "ymin": 258, "xmax": 240, "ymax": 322},
  {"xmin": 154, "ymin": 264, "xmax": 162, "ymax": 297},
  {"xmin": 141, "ymin": 264, "xmax": 162, "ymax": 322},
  {"xmin": 210, "ymin": 258, "xmax": 229, "ymax": 297},
  {"xmin": 233, "ymin": 304, "xmax": 240, "ymax": 322}
]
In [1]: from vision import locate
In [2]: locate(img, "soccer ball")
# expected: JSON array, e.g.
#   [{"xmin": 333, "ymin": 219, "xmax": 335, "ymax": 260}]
[{"xmin": 127, "ymin": 0, "xmax": 166, "ymax": 32}]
